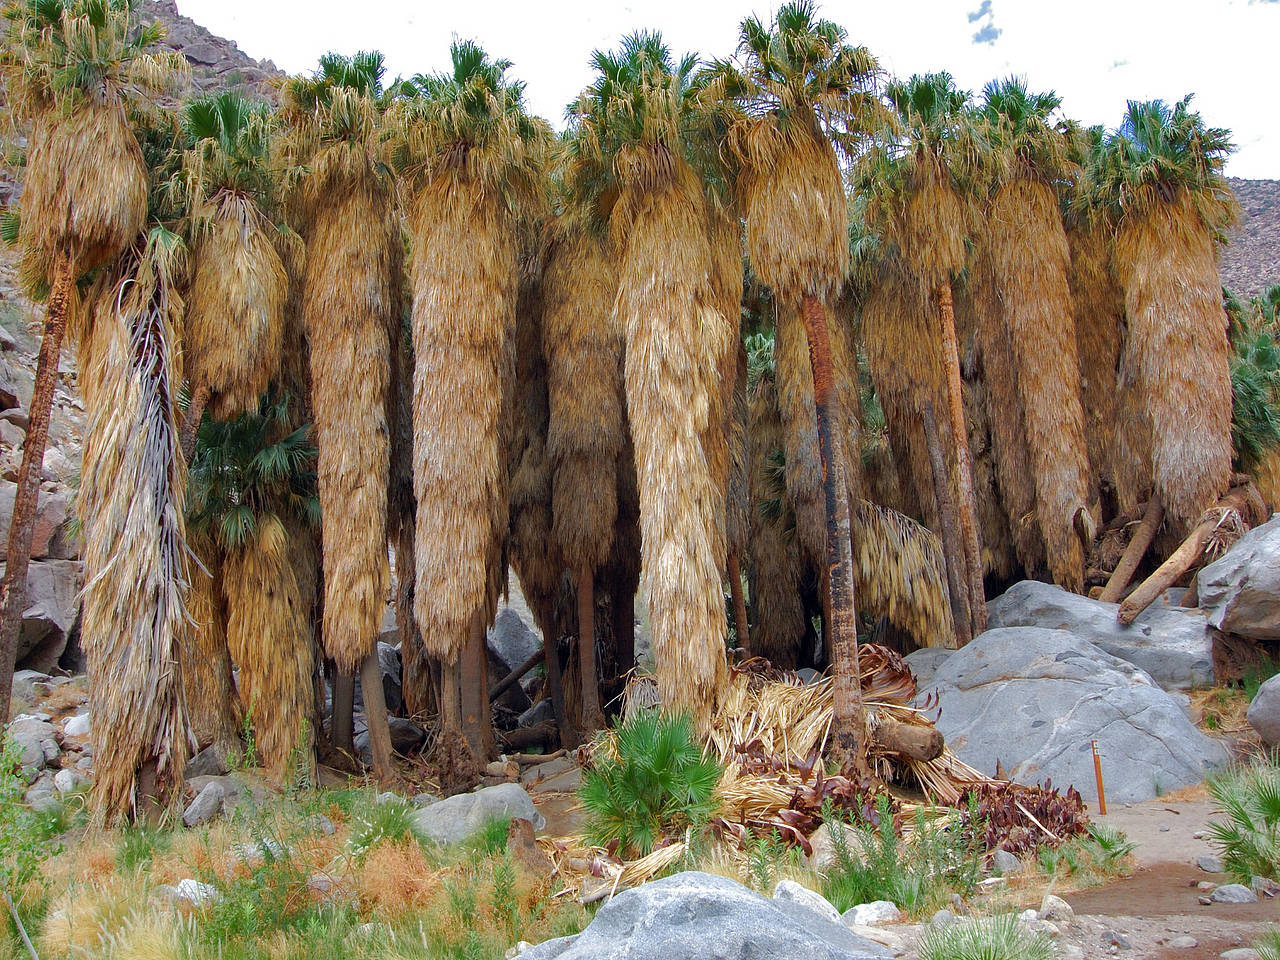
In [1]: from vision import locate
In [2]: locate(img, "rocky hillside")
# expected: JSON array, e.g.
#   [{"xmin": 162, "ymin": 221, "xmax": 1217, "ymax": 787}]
[
  {"xmin": 143, "ymin": 1, "xmax": 284, "ymax": 97},
  {"xmin": 1222, "ymin": 178, "xmax": 1280, "ymax": 299}
]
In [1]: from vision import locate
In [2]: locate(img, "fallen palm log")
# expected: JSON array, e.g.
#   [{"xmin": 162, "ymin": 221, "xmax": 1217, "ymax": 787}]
[
  {"xmin": 870, "ymin": 717, "xmax": 944, "ymax": 762},
  {"xmin": 1098, "ymin": 497, "xmax": 1163, "ymax": 603},
  {"xmin": 498, "ymin": 721, "xmax": 558, "ymax": 751},
  {"xmin": 489, "ymin": 647, "xmax": 546, "ymax": 702},
  {"xmin": 1118, "ymin": 484, "xmax": 1256, "ymax": 625}
]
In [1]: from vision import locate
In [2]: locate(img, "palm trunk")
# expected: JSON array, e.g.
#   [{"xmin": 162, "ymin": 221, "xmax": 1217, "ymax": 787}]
[
  {"xmin": 0, "ymin": 251, "xmax": 71, "ymax": 723},
  {"xmin": 936, "ymin": 282, "xmax": 986, "ymax": 638},
  {"xmin": 541, "ymin": 598, "xmax": 571, "ymax": 748},
  {"xmin": 727, "ymin": 551, "xmax": 750, "ymax": 653},
  {"xmin": 331, "ymin": 671, "xmax": 355, "ymax": 754},
  {"xmin": 460, "ymin": 609, "xmax": 493, "ymax": 760},
  {"xmin": 922, "ymin": 401, "xmax": 972, "ymax": 647},
  {"xmin": 360, "ymin": 648, "xmax": 396, "ymax": 783},
  {"xmin": 576, "ymin": 565, "xmax": 603, "ymax": 734},
  {"xmin": 800, "ymin": 294, "xmax": 867, "ymax": 776},
  {"xmin": 179, "ymin": 383, "xmax": 210, "ymax": 462}
]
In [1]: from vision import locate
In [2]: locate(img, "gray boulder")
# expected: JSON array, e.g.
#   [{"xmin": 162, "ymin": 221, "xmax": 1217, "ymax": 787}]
[
  {"xmin": 1199, "ymin": 515, "xmax": 1280, "ymax": 643},
  {"xmin": 903, "ymin": 648, "xmax": 953, "ymax": 687},
  {"xmin": 182, "ymin": 781, "xmax": 225, "ymax": 827},
  {"xmin": 410, "ymin": 782, "xmax": 544, "ymax": 845},
  {"xmin": 518, "ymin": 872, "xmax": 891, "ymax": 960},
  {"xmin": 355, "ymin": 716, "xmax": 426, "ymax": 760},
  {"xmin": 0, "ymin": 559, "xmax": 81, "ymax": 671},
  {"xmin": 986, "ymin": 580, "xmax": 1212, "ymax": 688},
  {"xmin": 1248, "ymin": 675, "xmax": 1280, "ymax": 745},
  {"xmin": 488, "ymin": 606, "xmax": 541, "ymax": 676},
  {"xmin": 913, "ymin": 627, "xmax": 1229, "ymax": 803}
]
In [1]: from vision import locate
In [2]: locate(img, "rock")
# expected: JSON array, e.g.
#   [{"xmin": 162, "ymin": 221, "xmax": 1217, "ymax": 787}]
[
  {"xmin": 538, "ymin": 767, "xmax": 583, "ymax": 793},
  {"xmin": 411, "ymin": 792, "xmax": 442, "ymax": 808},
  {"xmin": 1209, "ymin": 883, "xmax": 1257, "ymax": 903},
  {"xmin": 39, "ymin": 738, "xmax": 58, "ymax": 763},
  {"xmin": 1169, "ymin": 937, "xmax": 1198, "ymax": 949},
  {"xmin": 1247, "ymin": 675, "xmax": 1280, "ymax": 746},
  {"xmin": 0, "ymin": 372, "xmax": 18, "ymax": 411},
  {"xmin": 231, "ymin": 837, "xmax": 286, "ymax": 865},
  {"xmin": 913, "ymin": 627, "xmax": 1230, "ymax": 803},
  {"xmin": 1058, "ymin": 946, "xmax": 1084, "ymax": 960},
  {"xmin": 355, "ymin": 716, "xmax": 425, "ymax": 760},
  {"xmin": 0, "ymin": 407, "xmax": 28, "ymax": 427},
  {"xmin": 522, "ymin": 755, "xmax": 576, "ymax": 787},
  {"xmin": 0, "ymin": 419, "xmax": 23, "ymax": 448},
  {"xmin": 0, "ymin": 326, "xmax": 15, "ymax": 352},
  {"xmin": 1198, "ymin": 880, "xmax": 1216, "ymax": 890},
  {"xmin": 1199, "ymin": 516, "xmax": 1280, "ymax": 642},
  {"xmin": 410, "ymin": 783, "xmax": 545, "ymax": 845},
  {"xmin": 12, "ymin": 730, "xmax": 45, "ymax": 770},
  {"xmin": 0, "ymin": 482, "xmax": 73, "ymax": 561},
  {"xmin": 374, "ymin": 791, "xmax": 402, "ymax": 805},
  {"xmin": 985, "ymin": 580, "xmax": 1213, "ymax": 688},
  {"xmin": 180, "ymin": 40, "xmax": 223, "ymax": 65},
  {"xmin": 488, "ymin": 606, "xmax": 542, "ymax": 676},
  {"xmin": 52, "ymin": 768, "xmax": 84, "ymax": 795},
  {"xmin": 1038, "ymin": 894, "xmax": 1073, "ymax": 921},
  {"xmin": 1101, "ymin": 930, "xmax": 1131, "ymax": 949},
  {"xmin": 1220, "ymin": 950, "xmax": 1262, "ymax": 960},
  {"xmin": 1251, "ymin": 875, "xmax": 1280, "ymax": 897},
  {"xmin": 806, "ymin": 820, "xmax": 861, "ymax": 873},
  {"xmin": 518, "ymin": 699, "xmax": 554, "ymax": 728},
  {"xmin": 992, "ymin": 849, "xmax": 1021, "ymax": 876},
  {"xmin": 306, "ymin": 872, "xmax": 351, "ymax": 907},
  {"xmin": 902, "ymin": 648, "xmax": 953, "ymax": 687},
  {"xmin": 507, "ymin": 944, "xmax": 534, "ymax": 959},
  {"xmin": 10, "ymin": 668, "xmax": 50, "ymax": 708},
  {"xmin": 10, "ymin": 715, "xmax": 56, "ymax": 741},
  {"xmin": 182, "ymin": 781, "xmax": 225, "ymax": 827},
  {"xmin": 795, "ymin": 667, "xmax": 822, "ymax": 685},
  {"xmin": 930, "ymin": 909, "xmax": 956, "ymax": 926},
  {"xmin": 62, "ymin": 712, "xmax": 89, "ymax": 737},
  {"xmin": 517, "ymin": 872, "xmax": 892, "ymax": 960},
  {"xmin": 184, "ymin": 743, "xmax": 230, "ymax": 779},
  {"xmin": 842, "ymin": 901, "xmax": 900, "ymax": 926},
  {"xmin": 0, "ymin": 559, "xmax": 81, "ymax": 671},
  {"xmin": 1196, "ymin": 855, "xmax": 1225, "ymax": 873},
  {"xmin": 306, "ymin": 813, "xmax": 336, "ymax": 836},
  {"xmin": 41, "ymin": 448, "xmax": 73, "ymax": 483},
  {"xmin": 773, "ymin": 879, "xmax": 842, "ymax": 924},
  {"xmin": 172, "ymin": 878, "xmax": 219, "ymax": 906}
]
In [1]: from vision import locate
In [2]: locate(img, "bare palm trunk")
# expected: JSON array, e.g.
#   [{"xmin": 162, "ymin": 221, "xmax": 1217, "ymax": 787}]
[
  {"xmin": 577, "ymin": 565, "xmax": 603, "ymax": 735},
  {"xmin": 0, "ymin": 250, "xmax": 72, "ymax": 723},
  {"xmin": 541, "ymin": 598, "xmax": 571, "ymax": 749},
  {"xmin": 923, "ymin": 401, "xmax": 972, "ymax": 647},
  {"xmin": 359, "ymin": 648, "xmax": 396, "ymax": 783},
  {"xmin": 460, "ymin": 610, "xmax": 493, "ymax": 760},
  {"xmin": 179, "ymin": 383, "xmax": 210, "ymax": 462},
  {"xmin": 331, "ymin": 671, "xmax": 355, "ymax": 754},
  {"xmin": 937, "ymin": 282, "xmax": 986, "ymax": 638},
  {"xmin": 800, "ymin": 294, "xmax": 867, "ymax": 776},
  {"xmin": 727, "ymin": 551, "xmax": 750, "ymax": 653}
]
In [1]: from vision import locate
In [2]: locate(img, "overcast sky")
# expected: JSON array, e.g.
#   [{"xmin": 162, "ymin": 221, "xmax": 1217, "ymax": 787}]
[{"xmin": 176, "ymin": 0, "xmax": 1279, "ymax": 179}]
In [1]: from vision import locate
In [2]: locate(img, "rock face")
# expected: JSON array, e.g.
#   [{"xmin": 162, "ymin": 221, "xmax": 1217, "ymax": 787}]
[
  {"xmin": 1199, "ymin": 515, "xmax": 1280, "ymax": 643},
  {"xmin": 1248, "ymin": 675, "xmax": 1280, "ymax": 745},
  {"xmin": 986, "ymin": 580, "xmax": 1213, "ymax": 688},
  {"xmin": 1, "ymin": 559, "xmax": 81, "ymax": 671},
  {"xmin": 142, "ymin": 1, "xmax": 283, "ymax": 98},
  {"xmin": 902, "ymin": 648, "xmax": 953, "ymax": 687},
  {"xmin": 519, "ymin": 872, "xmax": 891, "ymax": 960},
  {"xmin": 913, "ymin": 627, "xmax": 1230, "ymax": 803},
  {"xmin": 409, "ymin": 783, "xmax": 544, "ymax": 845}
]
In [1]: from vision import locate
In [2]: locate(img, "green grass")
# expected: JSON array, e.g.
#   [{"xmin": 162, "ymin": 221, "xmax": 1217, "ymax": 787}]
[
  {"xmin": 1037, "ymin": 823, "xmax": 1135, "ymax": 883},
  {"xmin": 1244, "ymin": 655, "xmax": 1280, "ymax": 703},
  {"xmin": 918, "ymin": 914, "xmax": 1053, "ymax": 960}
]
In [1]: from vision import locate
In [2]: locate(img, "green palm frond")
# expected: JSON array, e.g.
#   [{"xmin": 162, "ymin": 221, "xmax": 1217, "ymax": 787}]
[{"xmin": 976, "ymin": 75, "xmax": 1075, "ymax": 189}]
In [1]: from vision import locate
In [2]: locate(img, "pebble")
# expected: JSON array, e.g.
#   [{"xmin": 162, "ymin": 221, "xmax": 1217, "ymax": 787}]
[
  {"xmin": 1192, "ymin": 831, "xmax": 1205, "ymax": 839},
  {"xmin": 930, "ymin": 909, "xmax": 956, "ymax": 927},
  {"xmin": 1197, "ymin": 881, "xmax": 1216, "ymax": 890},
  {"xmin": 505, "ymin": 943, "xmax": 533, "ymax": 959},
  {"xmin": 1039, "ymin": 894, "xmax": 1074, "ymax": 922},
  {"xmin": 374, "ymin": 791, "xmax": 403, "ymax": 805},
  {"xmin": 1198, "ymin": 896, "xmax": 1213, "ymax": 906},
  {"xmin": 1196, "ymin": 855, "xmax": 1225, "ymax": 873},
  {"xmin": 1220, "ymin": 951, "xmax": 1262, "ymax": 960},
  {"xmin": 1210, "ymin": 883, "xmax": 1258, "ymax": 904},
  {"xmin": 1159, "ymin": 824, "xmax": 1170, "ymax": 832},
  {"xmin": 842, "ymin": 899, "xmax": 901, "ymax": 926},
  {"xmin": 1168, "ymin": 936, "xmax": 1198, "ymax": 949},
  {"xmin": 1251, "ymin": 875, "xmax": 1280, "ymax": 898},
  {"xmin": 1101, "ymin": 930, "xmax": 1132, "ymax": 950},
  {"xmin": 306, "ymin": 813, "xmax": 336, "ymax": 836}
]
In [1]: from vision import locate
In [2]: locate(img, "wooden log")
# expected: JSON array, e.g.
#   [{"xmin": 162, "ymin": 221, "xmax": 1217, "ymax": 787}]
[
  {"xmin": 488, "ymin": 647, "xmax": 545, "ymax": 702},
  {"xmin": 869, "ymin": 718, "xmax": 944, "ymax": 762},
  {"xmin": 498, "ymin": 721, "xmax": 558, "ymax": 752},
  {"xmin": 1099, "ymin": 497, "xmax": 1163, "ymax": 604}
]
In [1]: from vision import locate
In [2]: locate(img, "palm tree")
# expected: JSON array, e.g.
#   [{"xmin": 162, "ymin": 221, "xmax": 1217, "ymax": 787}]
[
  {"xmin": 181, "ymin": 531, "xmax": 241, "ymax": 760},
  {"xmin": 977, "ymin": 78, "xmax": 1092, "ymax": 591},
  {"xmin": 860, "ymin": 72, "xmax": 986, "ymax": 639},
  {"xmin": 177, "ymin": 91, "xmax": 291, "ymax": 458},
  {"xmin": 0, "ymin": 0, "xmax": 183, "ymax": 724},
  {"xmin": 186, "ymin": 392, "xmax": 320, "ymax": 784},
  {"xmin": 568, "ymin": 32, "xmax": 728, "ymax": 729},
  {"xmin": 1092, "ymin": 96, "xmax": 1236, "ymax": 529},
  {"xmin": 711, "ymin": 1, "xmax": 881, "ymax": 769},
  {"xmin": 280, "ymin": 51, "xmax": 401, "ymax": 780},
  {"xmin": 392, "ymin": 41, "xmax": 550, "ymax": 762}
]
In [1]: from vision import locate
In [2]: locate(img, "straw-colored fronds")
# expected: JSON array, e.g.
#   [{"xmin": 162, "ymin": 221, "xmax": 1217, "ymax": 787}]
[
  {"xmin": 180, "ymin": 539, "xmax": 241, "ymax": 753},
  {"xmin": 79, "ymin": 252, "xmax": 192, "ymax": 823},
  {"xmin": 185, "ymin": 195, "xmax": 287, "ymax": 419},
  {"xmin": 830, "ymin": 299, "xmax": 864, "ymax": 501},
  {"xmin": 1067, "ymin": 220, "xmax": 1123, "ymax": 489},
  {"xmin": 411, "ymin": 177, "xmax": 516, "ymax": 661},
  {"xmin": 773, "ymin": 302, "xmax": 825, "ymax": 563},
  {"xmin": 1253, "ymin": 449, "xmax": 1280, "ymax": 513},
  {"xmin": 300, "ymin": 173, "xmax": 396, "ymax": 673},
  {"xmin": 746, "ymin": 371, "xmax": 804, "ymax": 668},
  {"xmin": 223, "ymin": 516, "xmax": 315, "ymax": 783},
  {"xmin": 851, "ymin": 500, "xmax": 954, "ymax": 649},
  {"xmin": 702, "ymin": 206, "xmax": 743, "ymax": 571},
  {"xmin": 960, "ymin": 368, "xmax": 1016, "ymax": 580},
  {"xmin": 726, "ymin": 342, "xmax": 750, "ymax": 562},
  {"xmin": 987, "ymin": 178, "xmax": 1091, "ymax": 589},
  {"xmin": 543, "ymin": 221, "xmax": 623, "ymax": 575},
  {"xmin": 613, "ymin": 159, "xmax": 727, "ymax": 728},
  {"xmin": 1114, "ymin": 194, "xmax": 1232, "ymax": 527}
]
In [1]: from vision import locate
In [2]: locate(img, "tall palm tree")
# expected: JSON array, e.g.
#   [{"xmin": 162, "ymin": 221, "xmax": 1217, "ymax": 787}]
[
  {"xmin": 1092, "ymin": 96, "xmax": 1236, "ymax": 529},
  {"xmin": 711, "ymin": 1, "xmax": 881, "ymax": 769},
  {"xmin": 177, "ymin": 91, "xmax": 291, "ymax": 458},
  {"xmin": 977, "ymin": 78, "xmax": 1092, "ymax": 591},
  {"xmin": 0, "ymin": 0, "xmax": 183, "ymax": 724},
  {"xmin": 186, "ymin": 392, "xmax": 320, "ymax": 784},
  {"xmin": 392, "ymin": 41, "xmax": 549, "ymax": 762},
  {"xmin": 280, "ymin": 51, "xmax": 401, "ymax": 780},
  {"xmin": 569, "ymin": 32, "xmax": 728, "ymax": 728}
]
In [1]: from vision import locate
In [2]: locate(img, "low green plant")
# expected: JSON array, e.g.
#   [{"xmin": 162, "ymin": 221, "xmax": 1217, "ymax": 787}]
[
  {"xmin": 822, "ymin": 795, "xmax": 986, "ymax": 917},
  {"xmin": 1255, "ymin": 928, "xmax": 1280, "ymax": 960},
  {"xmin": 745, "ymin": 829, "xmax": 800, "ymax": 893},
  {"xmin": 460, "ymin": 817, "xmax": 511, "ymax": 859},
  {"xmin": 1208, "ymin": 760, "xmax": 1280, "ymax": 882},
  {"xmin": 917, "ymin": 913, "xmax": 1052, "ymax": 960},
  {"xmin": 348, "ymin": 796, "xmax": 415, "ymax": 856},
  {"xmin": 1244, "ymin": 655, "xmax": 1280, "ymax": 703},
  {"xmin": 1, "ymin": 733, "xmax": 61, "ymax": 933},
  {"xmin": 579, "ymin": 711, "xmax": 722, "ymax": 858},
  {"xmin": 1037, "ymin": 824, "xmax": 1134, "ymax": 883}
]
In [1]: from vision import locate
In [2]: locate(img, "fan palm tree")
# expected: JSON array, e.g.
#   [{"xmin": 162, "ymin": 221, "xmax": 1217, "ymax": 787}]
[
  {"xmin": 1092, "ymin": 96, "xmax": 1236, "ymax": 529},
  {"xmin": 186, "ymin": 392, "xmax": 320, "ymax": 784},
  {"xmin": 568, "ymin": 32, "xmax": 728, "ymax": 729},
  {"xmin": 391, "ymin": 40, "xmax": 550, "ymax": 761},
  {"xmin": 0, "ymin": 0, "xmax": 184, "ymax": 724},
  {"xmin": 977, "ymin": 78, "xmax": 1092, "ymax": 591},
  {"xmin": 280, "ymin": 51, "xmax": 401, "ymax": 780},
  {"xmin": 710, "ymin": 1, "xmax": 881, "ymax": 769},
  {"xmin": 177, "ymin": 91, "xmax": 291, "ymax": 458}
]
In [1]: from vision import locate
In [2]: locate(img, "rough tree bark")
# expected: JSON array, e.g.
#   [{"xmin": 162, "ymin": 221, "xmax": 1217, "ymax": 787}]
[
  {"xmin": 727, "ymin": 551, "xmax": 750, "ymax": 653},
  {"xmin": 359, "ymin": 648, "xmax": 396, "ymax": 783},
  {"xmin": 331, "ymin": 671, "xmax": 355, "ymax": 754},
  {"xmin": 577, "ymin": 565, "xmax": 604, "ymax": 735},
  {"xmin": 1099, "ymin": 497, "xmax": 1163, "ymax": 604}
]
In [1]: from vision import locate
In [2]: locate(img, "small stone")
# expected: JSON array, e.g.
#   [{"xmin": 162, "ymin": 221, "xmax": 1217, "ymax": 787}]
[
  {"xmin": 1196, "ymin": 855, "xmax": 1225, "ymax": 873},
  {"xmin": 184, "ymin": 744, "xmax": 230, "ymax": 779},
  {"xmin": 1251, "ymin": 875, "xmax": 1280, "ymax": 897},
  {"xmin": 1192, "ymin": 831, "xmax": 1204, "ymax": 839},
  {"xmin": 172, "ymin": 878, "xmax": 219, "ymax": 906},
  {"xmin": 951, "ymin": 892, "xmax": 963, "ymax": 910},
  {"xmin": 842, "ymin": 899, "xmax": 901, "ymax": 926},
  {"xmin": 505, "ymin": 943, "xmax": 533, "ymax": 959},
  {"xmin": 62, "ymin": 712, "xmax": 90, "ymax": 737},
  {"xmin": 485, "ymin": 759, "xmax": 518, "ymax": 779},
  {"xmin": 182, "ymin": 781, "xmax": 225, "ymax": 827},
  {"xmin": 930, "ymin": 908, "xmax": 956, "ymax": 926},
  {"xmin": 411, "ymin": 792, "xmax": 442, "ymax": 808},
  {"xmin": 1169, "ymin": 936, "xmax": 1198, "ymax": 948},
  {"xmin": 1058, "ymin": 946, "xmax": 1084, "ymax": 960},
  {"xmin": 1220, "ymin": 950, "xmax": 1261, "ymax": 960},
  {"xmin": 306, "ymin": 813, "xmax": 336, "ymax": 836},
  {"xmin": 773, "ymin": 879, "xmax": 842, "ymax": 925},
  {"xmin": 1039, "ymin": 894, "xmax": 1074, "ymax": 921},
  {"xmin": 1210, "ymin": 883, "xmax": 1258, "ymax": 904},
  {"xmin": 1159, "ymin": 824, "xmax": 1171, "ymax": 832},
  {"xmin": 1019, "ymin": 909, "xmax": 1038, "ymax": 923},
  {"xmin": 74, "ymin": 756, "xmax": 93, "ymax": 773},
  {"xmin": 1197, "ymin": 880, "xmax": 1216, "ymax": 890},
  {"xmin": 374, "ymin": 791, "xmax": 402, "ymax": 805},
  {"xmin": 232, "ymin": 837, "xmax": 286, "ymax": 864},
  {"xmin": 39, "ymin": 738, "xmax": 60, "ymax": 763},
  {"xmin": 992, "ymin": 848, "xmax": 1022, "ymax": 876},
  {"xmin": 52, "ymin": 768, "xmax": 83, "ymax": 795},
  {"xmin": 1102, "ymin": 930, "xmax": 1131, "ymax": 949},
  {"xmin": 1198, "ymin": 896, "xmax": 1213, "ymax": 905}
]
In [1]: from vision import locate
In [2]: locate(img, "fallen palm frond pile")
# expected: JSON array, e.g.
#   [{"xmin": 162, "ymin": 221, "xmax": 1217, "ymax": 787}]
[{"xmin": 538, "ymin": 649, "xmax": 1089, "ymax": 898}]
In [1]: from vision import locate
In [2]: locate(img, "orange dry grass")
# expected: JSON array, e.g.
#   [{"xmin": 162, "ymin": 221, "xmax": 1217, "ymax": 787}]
[{"xmin": 352, "ymin": 839, "xmax": 439, "ymax": 918}]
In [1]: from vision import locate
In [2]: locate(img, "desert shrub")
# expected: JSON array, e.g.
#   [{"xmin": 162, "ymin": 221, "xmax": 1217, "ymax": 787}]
[
  {"xmin": 918, "ymin": 914, "xmax": 1052, "ymax": 960},
  {"xmin": 579, "ymin": 711, "xmax": 721, "ymax": 858},
  {"xmin": 1037, "ymin": 823, "xmax": 1135, "ymax": 882},
  {"xmin": 1208, "ymin": 760, "xmax": 1280, "ymax": 882}
]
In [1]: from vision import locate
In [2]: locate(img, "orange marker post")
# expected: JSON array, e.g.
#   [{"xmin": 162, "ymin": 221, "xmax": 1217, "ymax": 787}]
[{"xmin": 1091, "ymin": 739, "xmax": 1107, "ymax": 816}]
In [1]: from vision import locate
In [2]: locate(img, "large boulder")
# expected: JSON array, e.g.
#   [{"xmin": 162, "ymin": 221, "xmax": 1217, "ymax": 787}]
[
  {"xmin": 986, "ymin": 580, "xmax": 1212, "ymax": 689},
  {"xmin": 409, "ymin": 782, "xmax": 544, "ymax": 845},
  {"xmin": 0, "ymin": 481, "xmax": 74, "ymax": 560},
  {"xmin": 903, "ymin": 648, "xmax": 953, "ymax": 687},
  {"xmin": 1199, "ymin": 515, "xmax": 1280, "ymax": 643},
  {"xmin": 488, "ymin": 605, "xmax": 541, "ymax": 675},
  {"xmin": 519, "ymin": 872, "xmax": 890, "ymax": 960},
  {"xmin": 1248, "ymin": 674, "xmax": 1280, "ymax": 745},
  {"xmin": 0, "ymin": 559, "xmax": 81, "ymax": 671},
  {"xmin": 913, "ymin": 627, "xmax": 1229, "ymax": 803}
]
